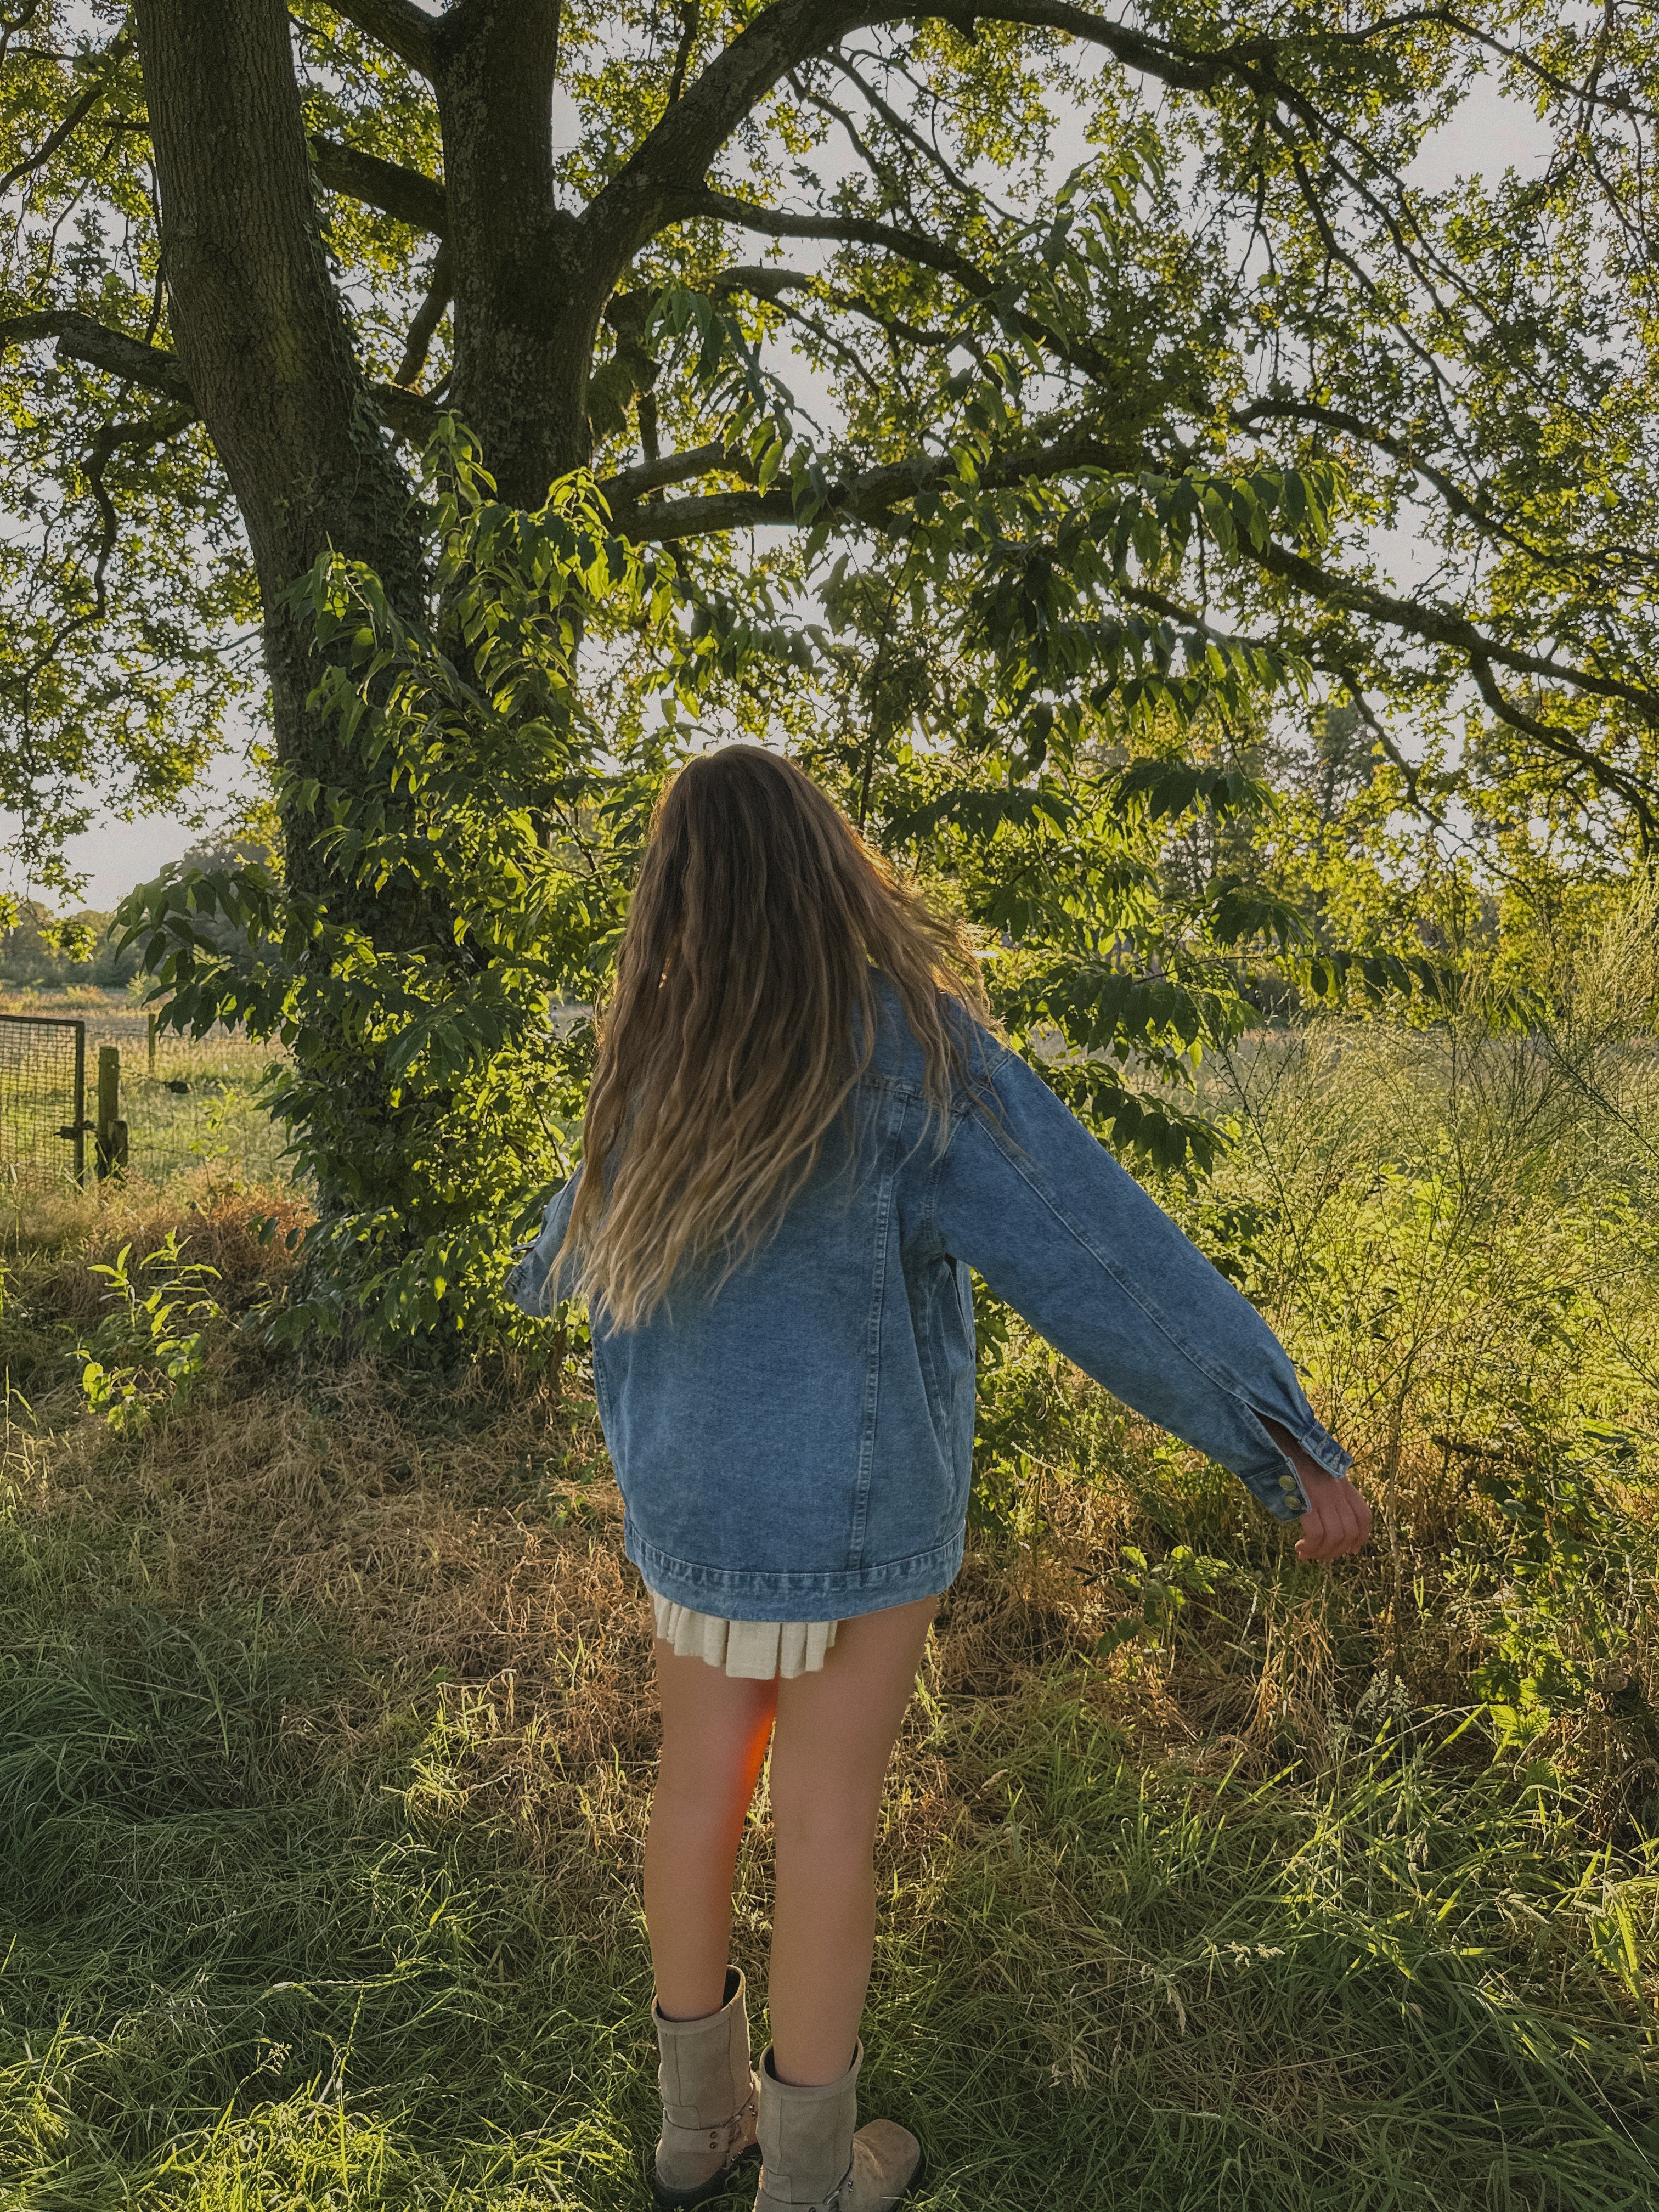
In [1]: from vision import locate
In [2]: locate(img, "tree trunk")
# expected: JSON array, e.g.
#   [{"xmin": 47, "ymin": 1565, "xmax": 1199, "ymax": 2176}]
[
  {"xmin": 433, "ymin": 1, "xmax": 599, "ymax": 504},
  {"xmin": 132, "ymin": 0, "xmax": 426, "ymax": 921}
]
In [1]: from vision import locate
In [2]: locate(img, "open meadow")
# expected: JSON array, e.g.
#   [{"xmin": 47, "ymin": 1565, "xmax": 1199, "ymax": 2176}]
[{"xmin": 0, "ymin": 981, "xmax": 1655, "ymax": 2212}]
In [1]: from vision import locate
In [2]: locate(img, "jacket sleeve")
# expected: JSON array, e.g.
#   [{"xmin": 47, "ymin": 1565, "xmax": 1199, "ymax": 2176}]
[
  {"xmin": 505, "ymin": 1170, "xmax": 582, "ymax": 1317},
  {"xmin": 930, "ymin": 1041, "xmax": 1351, "ymax": 1521}
]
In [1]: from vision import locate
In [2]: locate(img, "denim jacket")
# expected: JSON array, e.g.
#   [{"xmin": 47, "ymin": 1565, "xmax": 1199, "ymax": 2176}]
[{"xmin": 508, "ymin": 984, "xmax": 1351, "ymax": 1621}]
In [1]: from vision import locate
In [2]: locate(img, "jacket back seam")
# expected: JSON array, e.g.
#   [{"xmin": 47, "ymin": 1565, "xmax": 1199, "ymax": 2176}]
[{"xmin": 847, "ymin": 1087, "xmax": 900, "ymax": 1571}]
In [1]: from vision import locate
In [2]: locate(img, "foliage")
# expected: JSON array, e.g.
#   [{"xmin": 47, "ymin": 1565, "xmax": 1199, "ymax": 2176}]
[
  {"xmin": 0, "ymin": 8, "xmax": 257, "ymax": 896},
  {"xmin": 78, "ymin": 1231, "xmax": 223, "ymax": 1432},
  {"xmin": 108, "ymin": 406, "xmax": 1496, "ymax": 1344},
  {"xmin": 0, "ymin": 900, "xmax": 138, "ymax": 991},
  {"xmin": 7, "ymin": 1, "xmax": 1649, "ymax": 1347},
  {"xmin": 114, "ymin": 433, "xmax": 675, "ymax": 1345},
  {"xmin": 1468, "ymin": 1418, "xmax": 1642, "ymax": 1758},
  {"xmin": 3, "ymin": 0, "xmax": 1658, "ymax": 904},
  {"xmin": 968, "ymin": 890, "xmax": 1659, "ymax": 1818}
]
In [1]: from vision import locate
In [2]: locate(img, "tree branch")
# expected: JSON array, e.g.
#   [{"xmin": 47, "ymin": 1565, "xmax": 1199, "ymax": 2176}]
[
  {"xmin": 610, "ymin": 421, "xmax": 1659, "ymax": 842},
  {"xmin": 601, "ymin": 439, "xmax": 758, "ymax": 501},
  {"xmin": 588, "ymin": 0, "xmax": 1256, "ymax": 269},
  {"xmin": 309, "ymin": 133, "xmax": 446, "ymax": 233},
  {"xmin": 662, "ymin": 185, "xmax": 985, "ymax": 289},
  {"xmin": 1121, "ymin": 572, "xmax": 1650, "ymax": 839},
  {"xmin": 659, "ymin": 186, "xmax": 1147, "ymax": 398},
  {"xmin": 0, "ymin": 311, "xmax": 196, "ymax": 405},
  {"xmin": 371, "ymin": 380, "xmax": 439, "ymax": 444},
  {"xmin": 610, "ymin": 427, "xmax": 1138, "ymax": 541},
  {"xmin": 646, "ymin": 1, "xmax": 1237, "ymax": 206},
  {"xmin": 1231, "ymin": 396, "xmax": 1536, "ymax": 558},
  {"xmin": 832, "ymin": 49, "xmax": 979, "ymax": 204},
  {"xmin": 1257, "ymin": 538, "xmax": 1656, "ymax": 724},
  {"xmin": 709, "ymin": 262, "xmax": 815, "ymax": 303},
  {"xmin": 82, "ymin": 402, "xmax": 198, "ymax": 612},
  {"xmin": 1465, "ymin": 652, "xmax": 1658, "ymax": 847},
  {"xmin": 321, "ymin": 0, "xmax": 436, "ymax": 76},
  {"xmin": 953, "ymin": 2, "xmax": 1463, "ymax": 87},
  {"xmin": 1432, "ymin": 5, "xmax": 1659, "ymax": 127},
  {"xmin": 666, "ymin": 0, "xmax": 700, "ymax": 106},
  {"xmin": 394, "ymin": 241, "xmax": 453, "ymax": 387},
  {"xmin": 580, "ymin": 0, "xmax": 1474, "ymax": 287}
]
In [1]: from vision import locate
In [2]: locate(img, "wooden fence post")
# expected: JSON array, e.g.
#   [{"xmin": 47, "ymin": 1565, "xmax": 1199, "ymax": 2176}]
[{"xmin": 95, "ymin": 1046, "xmax": 128, "ymax": 1180}]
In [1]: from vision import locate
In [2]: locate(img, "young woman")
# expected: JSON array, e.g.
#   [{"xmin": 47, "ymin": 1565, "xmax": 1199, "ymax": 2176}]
[{"xmin": 510, "ymin": 747, "xmax": 1370, "ymax": 2212}]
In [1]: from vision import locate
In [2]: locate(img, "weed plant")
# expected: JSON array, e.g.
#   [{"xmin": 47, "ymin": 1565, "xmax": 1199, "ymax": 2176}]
[{"xmin": 0, "ymin": 967, "xmax": 1656, "ymax": 2204}]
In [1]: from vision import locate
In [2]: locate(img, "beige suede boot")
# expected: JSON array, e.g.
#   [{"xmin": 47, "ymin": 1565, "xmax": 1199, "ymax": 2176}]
[
  {"xmin": 651, "ymin": 1967, "xmax": 762, "ymax": 2207},
  {"xmin": 753, "ymin": 2041, "xmax": 921, "ymax": 2211}
]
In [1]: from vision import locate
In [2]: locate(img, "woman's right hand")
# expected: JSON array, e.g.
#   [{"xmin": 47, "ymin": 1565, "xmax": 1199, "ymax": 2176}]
[
  {"xmin": 1262, "ymin": 1418, "xmax": 1371, "ymax": 1561},
  {"xmin": 1294, "ymin": 1459, "xmax": 1372, "ymax": 1563}
]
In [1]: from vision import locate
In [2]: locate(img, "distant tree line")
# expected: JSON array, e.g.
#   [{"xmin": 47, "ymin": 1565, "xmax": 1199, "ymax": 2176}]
[{"xmin": 0, "ymin": 901, "xmax": 137, "ymax": 992}]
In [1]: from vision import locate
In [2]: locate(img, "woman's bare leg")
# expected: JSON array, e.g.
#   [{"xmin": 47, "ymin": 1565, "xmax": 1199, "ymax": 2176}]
[
  {"xmin": 645, "ymin": 1640, "xmax": 778, "ymax": 2020},
  {"xmin": 766, "ymin": 1595, "xmax": 936, "ymax": 2085}
]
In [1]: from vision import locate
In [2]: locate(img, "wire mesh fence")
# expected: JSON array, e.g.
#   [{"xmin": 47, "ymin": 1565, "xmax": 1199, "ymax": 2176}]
[
  {"xmin": 0, "ymin": 1014, "xmax": 86, "ymax": 1190},
  {"xmin": 0, "ymin": 1000, "xmax": 294, "ymax": 1193}
]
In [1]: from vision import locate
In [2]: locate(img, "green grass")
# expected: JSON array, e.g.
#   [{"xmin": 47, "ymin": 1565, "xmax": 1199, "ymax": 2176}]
[
  {"xmin": 0, "ymin": 1606, "xmax": 1652, "ymax": 2209},
  {"xmin": 0, "ymin": 1361, "xmax": 1652, "ymax": 2209},
  {"xmin": 117, "ymin": 1036, "xmax": 291, "ymax": 1188},
  {"xmin": 0, "ymin": 994, "xmax": 291, "ymax": 1197}
]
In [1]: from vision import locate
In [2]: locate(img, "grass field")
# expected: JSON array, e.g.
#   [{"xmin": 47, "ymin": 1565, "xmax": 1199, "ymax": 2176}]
[{"xmin": 1, "ymin": 995, "xmax": 1657, "ymax": 2209}]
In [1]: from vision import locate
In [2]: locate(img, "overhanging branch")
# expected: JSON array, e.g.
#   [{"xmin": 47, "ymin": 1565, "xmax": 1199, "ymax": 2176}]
[
  {"xmin": 1259, "ymin": 539, "xmax": 1655, "ymax": 724},
  {"xmin": 611, "ymin": 427, "xmax": 1658, "ymax": 837},
  {"xmin": 309, "ymin": 134, "xmax": 447, "ymax": 233},
  {"xmin": 322, "ymin": 0, "xmax": 436, "ymax": 76},
  {"xmin": 584, "ymin": 0, "xmax": 1445, "ymax": 272},
  {"xmin": 601, "ymin": 439, "xmax": 758, "ymax": 501},
  {"xmin": 0, "ymin": 311, "xmax": 196, "ymax": 407},
  {"xmin": 663, "ymin": 186, "xmax": 986, "ymax": 289},
  {"xmin": 609, "ymin": 428, "xmax": 1137, "ymax": 540},
  {"xmin": 601, "ymin": 0, "xmax": 1229, "ymax": 253},
  {"xmin": 0, "ymin": 305, "xmax": 438, "ymax": 464},
  {"xmin": 1127, "ymin": 573, "xmax": 1654, "ymax": 836},
  {"xmin": 657, "ymin": 190, "xmax": 1143, "ymax": 392},
  {"xmin": 1233, "ymin": 397, "xmax": 1528, "ymax": 557},
  {"xmin": 1466, "ymin": 651, "xmax": 1658, "ymax": 845}
]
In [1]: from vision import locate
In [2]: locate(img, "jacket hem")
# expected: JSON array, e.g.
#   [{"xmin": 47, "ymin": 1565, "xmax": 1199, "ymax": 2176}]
[{"xmin": 626, "ymin": 1521, "xmax": 964, "ymax": 1622}]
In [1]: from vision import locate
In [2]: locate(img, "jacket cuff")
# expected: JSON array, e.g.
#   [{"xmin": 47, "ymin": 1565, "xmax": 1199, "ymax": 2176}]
[{"xmin": 1244, "ymin": 1410, "xmax": 1351, "ymax": 1522}]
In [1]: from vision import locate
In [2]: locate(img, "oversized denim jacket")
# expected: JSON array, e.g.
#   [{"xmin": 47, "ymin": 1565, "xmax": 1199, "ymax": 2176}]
[{"xmin": 508, "ymin": 983, "xmax": 1351, "ymax": 1621}]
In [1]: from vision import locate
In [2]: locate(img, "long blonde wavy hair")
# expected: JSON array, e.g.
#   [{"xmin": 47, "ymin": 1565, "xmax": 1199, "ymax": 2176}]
[{"xmin": 562, "ymin": 746, "xmax": 988, "ymax": 1327}]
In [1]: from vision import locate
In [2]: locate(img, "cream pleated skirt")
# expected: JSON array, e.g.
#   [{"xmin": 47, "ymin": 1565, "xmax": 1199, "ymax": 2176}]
[{"xmin": 650, "ymin": 1591, "xmax": 840, "ymax": 1679}]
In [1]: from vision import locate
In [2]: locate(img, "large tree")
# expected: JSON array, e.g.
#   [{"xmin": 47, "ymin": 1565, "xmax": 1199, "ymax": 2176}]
[
  {"xmin": 2, "ymin": 1, "xmax": 1655, "ymax": 1341},
  {"xmin": 2, "ymin": 0, "xmax": 1655, "ymax": 881}
]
